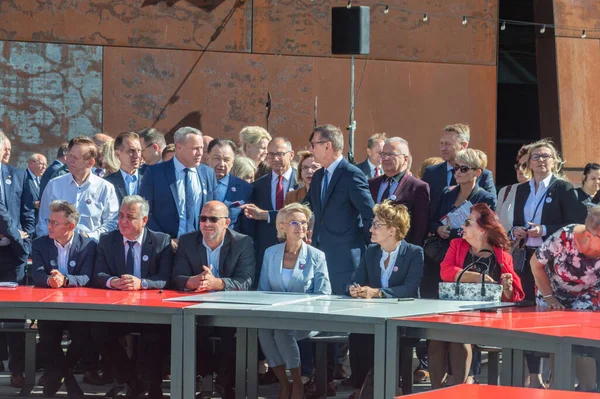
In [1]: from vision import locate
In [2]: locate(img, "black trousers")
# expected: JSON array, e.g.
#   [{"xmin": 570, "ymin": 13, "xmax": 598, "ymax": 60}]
[
  {"xmin": 520, "ymin": 247, "xmax": 541, "ymax": 374},
  {"xmin": 92, "ymin": 323, "xmax": 168, "ymax": 386},
  {"xmin": 38, "ymin": 320, "xmax": 88, "ymax": 375},
  {"xmin": 196, "ymin": 326, "xmax": 236, "ymax": 389}
]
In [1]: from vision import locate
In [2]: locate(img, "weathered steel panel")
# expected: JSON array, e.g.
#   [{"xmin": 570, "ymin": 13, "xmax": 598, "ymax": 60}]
[
  {"xmin": 553, "ymin": 0, "xmax": 600, "ymax": 39},
  {"xmin": 0, "ymin": 41, "xmax": 102, "ymax": 167},
  {"xmin": 0, "ymin": 0, "xmax": 251, "ymax": 52},
  {"xmin": 252, "ymin": 0, "xmax": 498, "ymax": 65},
  {"xmin": 102, "ymin": 47, "xmax": 497, "ymax": 171}
]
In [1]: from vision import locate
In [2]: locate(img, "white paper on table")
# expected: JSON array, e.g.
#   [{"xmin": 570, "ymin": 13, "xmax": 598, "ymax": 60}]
[
  {"xmin": 0, "ymin": 282, "xmax": 18, "ymax": 288},
  {"xmin": 445, "ymin": 200, "xmax": 473, "ymax": 229}
]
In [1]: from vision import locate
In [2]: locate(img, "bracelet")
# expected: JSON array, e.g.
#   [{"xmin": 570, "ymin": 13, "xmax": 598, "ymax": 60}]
[{"xmin": 542, "ymin": 293, "xmax": 554, "ymax": 299}]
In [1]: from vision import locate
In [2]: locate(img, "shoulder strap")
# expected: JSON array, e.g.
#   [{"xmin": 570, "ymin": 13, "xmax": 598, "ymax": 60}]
[{"xmin": 503, "ymin": 184, "xmax": 513, "ymax": 202}]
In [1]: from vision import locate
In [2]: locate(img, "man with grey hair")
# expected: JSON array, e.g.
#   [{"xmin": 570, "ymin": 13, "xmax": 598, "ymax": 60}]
[
  {"xmin": 31, "ymin": 200, "xmax": 97, "ymax": 397},
  {"xmin": 93, "ymin": 195, "xmax": 173, "ymax": 398},
  {"xmin": 368, "ymin": 137, "xmax": 430, "ymax": 246},
  {"xmin": 139, "ymin": 126, "xmax": 217, "ymax": 248},
  {"xmin": 303, "ymin": 124, "xmax": 374, "ymax": 394}
]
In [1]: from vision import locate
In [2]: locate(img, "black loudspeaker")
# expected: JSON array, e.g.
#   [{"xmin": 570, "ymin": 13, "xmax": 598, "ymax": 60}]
[{"xmin": 331, "ymin": 6, "xmax": 370, "ymax": 55}]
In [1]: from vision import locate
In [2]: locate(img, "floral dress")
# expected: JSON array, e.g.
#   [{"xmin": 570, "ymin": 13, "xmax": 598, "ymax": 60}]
[{"xmin": 535, "ymin": 224, "xmax": 600, "ymax": 309}]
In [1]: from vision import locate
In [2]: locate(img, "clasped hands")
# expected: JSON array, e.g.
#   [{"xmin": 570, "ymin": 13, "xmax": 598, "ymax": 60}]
[
  {"xmin": 48, "ymin": 269, "xmax": 67, "ymax": 288},
  {"xmin": 188, "ymin": 265, "xmax": 224, "ymax": 292},
  {"xmin": 349, "ymin": 284, "xmax": 380, "ymax": 299},
  {"xmin": 110, "ymin": 274, "xmax": 142, "ymax": 290},
  {"xmin": 513, "ymin": 222, "xmax": 543, "ymax": 239}
]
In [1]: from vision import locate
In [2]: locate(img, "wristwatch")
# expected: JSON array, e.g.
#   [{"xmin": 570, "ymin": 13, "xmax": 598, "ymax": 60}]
[
  {"xmin": 378, "ymin": 290, "xmax": 385, "ymax": 298},
  {"xmin": 63, "ymin": 276, "xmax": 69, "ymax": 288},
  {"xmin": 141, "ymin": 279, "xmax": 149, "ymax": 290}
]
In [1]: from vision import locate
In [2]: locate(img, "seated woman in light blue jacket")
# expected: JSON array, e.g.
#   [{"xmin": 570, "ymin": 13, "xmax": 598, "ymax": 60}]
[{"xmin": 258, "ymin": 202, "xmax": 331, "ymax": 399}]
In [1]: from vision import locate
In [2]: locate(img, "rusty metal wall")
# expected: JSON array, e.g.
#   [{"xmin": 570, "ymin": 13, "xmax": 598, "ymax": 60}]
[{"xmin": 0, "ymin": 0, "xmax": 499, "ymax": 170}]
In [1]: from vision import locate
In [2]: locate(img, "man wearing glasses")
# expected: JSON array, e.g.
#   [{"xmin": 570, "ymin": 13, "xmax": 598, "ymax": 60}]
[
  {"xmin": 138, "ymin": 127, "xmax": 167, "ymax": 174},
  {"xmin": 173, "ymin": 200, "xmax": 255, "ymax": 399},
  {"xmin": 104, "ymin": 132, "xmax": 143, "ymax": 204}
]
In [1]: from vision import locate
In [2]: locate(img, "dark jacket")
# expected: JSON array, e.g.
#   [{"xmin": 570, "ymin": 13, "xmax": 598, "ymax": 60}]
[{"xmin": 104, "ymin": 169, "xmax": 143, "ymax": 205}]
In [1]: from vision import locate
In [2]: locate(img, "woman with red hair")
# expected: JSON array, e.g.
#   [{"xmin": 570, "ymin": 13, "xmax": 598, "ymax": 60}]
[{"xmin": 428, "ymin": 203, "xmax": 524, "ymax": 389}]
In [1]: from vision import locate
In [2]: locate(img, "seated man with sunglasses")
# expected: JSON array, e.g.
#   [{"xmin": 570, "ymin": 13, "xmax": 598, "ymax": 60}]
[{"xmin": 172, "ymin": 200, "xmax": 255, "ymax": 398}]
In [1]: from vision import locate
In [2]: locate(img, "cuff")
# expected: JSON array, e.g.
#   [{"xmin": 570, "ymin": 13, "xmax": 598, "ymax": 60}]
[
  {"xmin": 106, "ymin": 277, "xmax": 117, "ymax": 289},
  {"xmin": 542, "ymin": 225, "xmax": 547, "ymax": 237}
]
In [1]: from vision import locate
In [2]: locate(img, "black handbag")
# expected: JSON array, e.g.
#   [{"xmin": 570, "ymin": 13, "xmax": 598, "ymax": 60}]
[
  {"xmin": 511, "ymin": 239, "xmax": 527, "ymax": 273},
  {"xmin": 423, "ymin": 236, "xmax": 450, "ymax": 265}
]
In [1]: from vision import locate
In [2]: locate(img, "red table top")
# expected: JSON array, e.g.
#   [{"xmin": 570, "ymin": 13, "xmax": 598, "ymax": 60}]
[
  {"xmin": 399, "ymin": 384, "xmax": 599, "ymax": 398},
  {"xmin": 0, "ymin": 286, "xmax": 195, "ymax": 309}
]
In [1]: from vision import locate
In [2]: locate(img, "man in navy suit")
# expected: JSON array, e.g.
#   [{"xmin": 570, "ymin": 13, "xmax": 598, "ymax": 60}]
[
  {"xmin": 25, "ymin": 154, "xmax": 48, "ymax": 231},
  {"xmin": 32, "ymin": 201, "xmax": 96, "ymax": 397},
  {"xmin": 104, "ymin": 132, "xmax": 143, "ymax": 204},
  {"xmin": 138, "ymin": 126, "xmax": 217, "ymax": 249},
  {"xmin": 206, "ymin": 139, "xmax": 252, "ymax": 231},
  {"xmin": 422, "ymin": 123, "xmax": 496, "ymax": 216},
  {"xmin": 138, "ymin": 127, "xmax": 167, "ymax": 175},
  {"xmin": 0, "ymin": 130, "xmax": 35, "ymax": 388},
  {"xmin": 355, "ymin": 132, "xmax": 385, "ymax": 179},
  {"xmin": 39, "ymin": 143, "xmax": 68, "ymax": 196},
  {"xmin": 239, "ymin": 137, "xmax": 298, "ymax": 281},
  {"xmin": 369, "ymin": 137, "xmax": 430, "ymax": 246},
  {"xmin": 93, "ymin": 195, "xmax": 173, "ymax": 399}
]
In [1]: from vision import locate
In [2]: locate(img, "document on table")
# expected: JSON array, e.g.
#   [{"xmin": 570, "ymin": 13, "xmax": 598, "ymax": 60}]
[
  {"xmin": 0, "ymin": 282, "xmax": 18, "ymax": 288},
  {"xmin": 164, "ymin": 291, "xmax": 328, "ymax": 306}
]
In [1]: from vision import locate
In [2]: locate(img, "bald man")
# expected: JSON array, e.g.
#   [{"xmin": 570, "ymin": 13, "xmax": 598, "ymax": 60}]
[
  {"xmin": 200, "ymin": 135, "xmax": 214, "ymax": 165},
  {"xmin": 2, "ymin": 138, "xmax": 11, "ymax": 164},
  {"xmin": 26, "ymin": 154, "xmax": 48, "ymax": 228},
  {"xmin": 92, "ymin": 133, "xmax": 112, "ymax": 177}
]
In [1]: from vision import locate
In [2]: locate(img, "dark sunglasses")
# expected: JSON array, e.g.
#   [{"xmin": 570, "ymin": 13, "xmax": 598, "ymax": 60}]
[
  {"xmin": 199, "ymin": 215, "xmax": 228, "ymax": 223},
  {"xmin": 514, "ymin": 162, "xmax": 527, "ymax": 171},
  {"xmin": 453, "ymin": 164, "xmax": 475, "ymax": 173},
  {"xmin": 464, "ymin": 218, "xmax": 475, "ymax": 227}
]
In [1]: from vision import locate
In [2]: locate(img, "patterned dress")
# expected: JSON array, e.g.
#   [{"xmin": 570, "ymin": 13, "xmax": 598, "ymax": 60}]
[{"xmin": 535, "ymin": 224, "xmax": 600, "ymax": 309}]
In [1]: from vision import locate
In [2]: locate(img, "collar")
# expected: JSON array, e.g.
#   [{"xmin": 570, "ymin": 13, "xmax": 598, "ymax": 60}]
[
  {"xmin": 446, "ymin": 161, "xmax": 454, "ymax": 172},
  {"xmin": 54, "ymin": 234, "xmax": 75, "ymax": 250},
  {"xmin": 386, "ymin": 170, "xmax": 406, "ymax": 183},
  {"xmin": 68, "ymin": 172, "xmax": 94, "ymax": 187},
  {"xmin": 325, "ymin": 155, "xmax": 344, "ymax": 175},
  {"xmin": 367, "ymin": 159, "xmax": 379, "ymax": 171},
  {"xmin": 122, "ymin": 230, "xmax": 144, "ymax": 246},
  {"xmin": 27, "ymin": 169, "xmax": 38, "ymax": 181},
  {"xmin": 529, "ymin": 173, "xmax": 553, "ymax": 191},
  {"xmin": 218, "ymin": 174, "xmax": 231, "ymax": 186},
  {"xmin": 272, "ymin": 166, "xmax": 293, "ymax": 182},
  {"xmin": 382, "ymin": 240, "xmax": 402, "ymax": 258},
  {"xmin": 119, "ymin": 168, "xmax": 139, "ymax": 181},
  {"xmin": 202, "ymin": 236, "xmax": 225, "ymax": 253},
  {"xmin": 173, "ymin": 156, "xmax": 196, "ymax": 174},
  {"xmin": 56, "ymin": 160, "xmax": 64, "ymax": 167}
]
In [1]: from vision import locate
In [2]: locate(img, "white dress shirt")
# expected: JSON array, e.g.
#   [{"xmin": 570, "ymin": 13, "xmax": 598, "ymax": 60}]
[
  {"xmin": 54, "ymin": 236, "xmax": 74, "ymax": 275},
  {"xmin": 270, "ymin": 167, "xmax": 294, "ymax": 210},
  {"xmin": 28, "ymin": 169, "xmax": 40, "ymax": 189},
  {"xmin": 321, "ymin": 155, "xmax": 344, "ymax": 194},
  {"xmin": 106, "ymin": 232, "xmax": 144, "ymax": 288},
  {"xmin": 173, "ymin": 156, "xmax": 202, "ymax": 238},
  {"xmin": 202, "ymin": 237, "xmax": 224, "ymax": 278},
  {"xmin": 380, "ymin": 242, "xmax": 401, "ymax": 288},
  {"xmin": 119, "ymin": 169, "xmax": 139, "ymax": 196},
  {"xmin": 523, "ymin": 174, "xmax": 553, "ymax": 247},
  {"xmin": 37, "ymin": 173, "xmax": 119, "ymax": 241}
]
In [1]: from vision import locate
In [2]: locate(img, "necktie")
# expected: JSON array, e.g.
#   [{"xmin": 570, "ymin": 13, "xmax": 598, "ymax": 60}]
[
  {"xmin": 183, "ymin": 168, "xmax": 197, "ymax": 232},
  {"xmin": 126, "ymin": 240, "xmax": 136, "ymax": 276},
  {"xmin": 381, "ymin": 177, "xmax": 393, "ymax": 202},
  {"xmin": 374, "ymin": 167, "xmax": 380, "ymax": 178},
  {"xmin": 449, "ymin": 169, "xmax": 457, "ymax": 186},
  {"xmin": 275, "ymin": 175, "xmax": 284, "ymax": 210},
  {"xmin": 35, "ymin": 177, "xmax": 40, "ymax": 188},
  {"xmin": 129, "ymin": 174, "xmax": 138, "ymax": 195},
  {"xmin": 321, "ymin": 169, "xmax": 329, "ymax": 204}
]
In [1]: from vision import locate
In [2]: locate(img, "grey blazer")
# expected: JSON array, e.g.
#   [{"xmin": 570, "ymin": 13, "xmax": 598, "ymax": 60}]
[
  {"xmin": 348, "ymin": 241, "xmax": 424, "ymax": 298},
  {"xmin": 172, "ymin": 228, "xmax": 256, "ymax": 291},
  {"xmin": 258, "ymin": 241, "xmax": 331, "ymax": 295}
]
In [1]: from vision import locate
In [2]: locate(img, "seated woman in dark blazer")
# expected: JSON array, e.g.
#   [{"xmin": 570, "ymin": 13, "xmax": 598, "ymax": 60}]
[
  {"xmin": 429, "ymin": 203, "xmax": 524, "ymax": 389},
  {"xmin": 347, "ymin": 200, "xmax": 424, "ymax": 395}
]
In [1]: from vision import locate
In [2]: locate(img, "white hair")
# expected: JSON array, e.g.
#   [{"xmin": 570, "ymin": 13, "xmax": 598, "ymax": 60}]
[
  {"xmin": 122, "ymin": 195, "xmax": 150, "ymax": 218},
  {"xmin": 174, "ymin": 127, "xmax": 202, "ymax": 145},
  {"xmin": 385, "ymin": 137, "xmax": 410, "ymax": 154}
]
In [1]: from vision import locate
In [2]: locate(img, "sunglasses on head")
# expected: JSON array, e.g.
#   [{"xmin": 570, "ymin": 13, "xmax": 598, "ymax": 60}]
[
  {"xmin": 453, "ymin": 164, "xmax": 475, "ymax": 173},
  {"xmin": 199, "ymin": 215, "xmax": 228, "ymax": 223},
  {"xmin": 514, "ymin": 162, "xmax": 527, "ymax": 171}
]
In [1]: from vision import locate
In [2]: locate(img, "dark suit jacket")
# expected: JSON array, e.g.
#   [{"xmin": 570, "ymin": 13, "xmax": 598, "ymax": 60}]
[
  {"xmin": 513, "ymin": 176, "xmax": 585, "ymax": 239},
  {"xmin": 356, "ymin": 159, "xmax": 373, "ymax": 178},
  {"xmin": 348, "ymin": 241, "xmax": 424, "ymax": 298},
  {"xmin": 369, "ymin": 174, "xmax": 430, "ymax": 246},
  {"xmin": 172, "ymin": 228, "xmax": 255, "ymax": 291},
  {"xmin": 138, "ymin": 159, "xmax": 217, "ymax": 238},
  {"xmin": 422, "ymin": 161, "xmax": 496, "ymax": 219},
  {"xmin": 1, "ymin": 164, "xmax": 35, "ymax": 274},
  {"xmin": 222, "ymin": 174, "xmax": 253, "ymax": 231},
  {"xmin": 39, "ymin": 159, "xmax": 63, "ymax": 196},
  {"xmin": 303, "ymin": 158, "xmax": 375, "ymax": 294},
  {"xmin": 32, "ymin": 234, "xmax": 96, "ymax": 288},
  {"xmin": 93, "ymin": 228, "xmax": 173, "ymax": 289},
  {"xmin": 0, "ymin": 198, "xmax": 26, "ymax": 268},
  {"xmin": 25, "ymin": 170, "xmax": 40, "ymax": 228},
  {"xmin": 430, "ymin": 184, "xmax": 496, "ymax": 238},
  {"xmin": 243, "ymin": 169, "xmax": 298, "ymax": 279},
  {"xmin": 104, "ymin": 170, "xmax": 143, "ymax": 204}
]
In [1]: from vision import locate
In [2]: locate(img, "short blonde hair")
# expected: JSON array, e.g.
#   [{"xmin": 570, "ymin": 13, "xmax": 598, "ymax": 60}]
[
  {"xmin": 473, "ymin": 149, "xmax": 488, "ymax": 170},
  {"xmin": 275, "ymin": 203, "xmax": 313, "ymax": 241},
  {"xmin": 444, "ymin": 123, "xmax": 470, "ymax": 144},
  {"xmin": 100, "ymin": 139, "xmax": 120, "ymax": 174},
  {"xmin": 239, "ymin": 126, "xmax": 272, "ymax": 149},
  {"xmin": 373, "ymin": 201, "xmax": 410, "ymax": 241},
  {"xmin": 231, "ymin": 156, "xmax": 257, "ymax": 182},
  {"xmin": 526, "ymin": 138, "xmax": 565, "ymax": 178},
  {"xmin": 418, "ymin": 157, "xmax": 444, "ymax": 179},
  {"xmin": 455, "ymin": 148, "xmax": 485, "ymax": 170}
]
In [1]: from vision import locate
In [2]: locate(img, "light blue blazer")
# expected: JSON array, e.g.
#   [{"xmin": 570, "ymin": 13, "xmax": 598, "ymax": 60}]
[{"xmin": 258, "ymin": 241, "xmax": 332, "ymax": 295}]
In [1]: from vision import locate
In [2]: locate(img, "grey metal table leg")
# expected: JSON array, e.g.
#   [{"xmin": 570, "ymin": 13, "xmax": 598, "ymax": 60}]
[
  {"xmin": 500, "ymin": 349, "xmax": 513, "ymax": 386},
  {"xmin": 235, "ymin": 327, "xmax": 248, "ymax": 399},
  {"xmin": 488, "ymin": 351, "xmax": 500, "ymax": 385},
  {"xmin": 315, "ymin": 341, "xmax": 327, "ymax": 398},
  {"xmin": 553, "ymin": 342, "xmax": 573, "ymax": 391},
  {"xmin": 511, "ymin": 350, "xmax": 524, "ymax": 387},
  {"xmin": 19, "ymin": 331, "xmax": 36, "ymax": 397},
  {"xmin": 247, "ymin": 328, "xmax": 259, "ymax": 399},
  {"xmin": 385, "ymin": 323, "xmax": 399, "ymax": 398},
  {"xmin": 181, "ymin": 313, "xmax": 197, "ymax": 399},
  {"xmin": 373, "ymin": 324, "xmax": 386, "ymax": 399}
]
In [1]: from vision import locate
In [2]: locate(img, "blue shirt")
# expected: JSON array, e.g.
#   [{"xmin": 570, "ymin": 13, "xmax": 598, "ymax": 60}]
[
  {"xmin": 119, "ymin": 169, "xmax": 139, "ymax": 196},
  {"xmin": 216, "ymin": 174, "xmax": 230, "ymax": 203},
  {"xmin": 202, "ymin": 237, "xmax": 224, "ymax": 278},
  {"xmin": 173, "ymin": 156, "xmax": 202, "ymax": 238}
]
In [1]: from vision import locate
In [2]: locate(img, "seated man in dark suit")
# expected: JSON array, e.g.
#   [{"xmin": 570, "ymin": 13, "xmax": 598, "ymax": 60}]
[
  {"xmin": 173, "ymin": 200, "xmax": 255, "ymax": 398},
  {"xmin": 206, "ymin": 139, "xmax": 252, "ymax": 231},
  {"xmin": 92, "ymin": 195, "xmax": 173, "ymax": 399},
  {"xmin": 32, "ymin": 200, "xmax": 96, "ymax": 397},
  {"xmin": 422, "ymin": 123, "xmax": 496, "ymax": 218},
  {"xmin": 104, "ymin": 132, "xmax": 143, "ymax": 204},
  {"xmin": 369, "ymin": 137, "xmax": 430, "ymax": 246}
]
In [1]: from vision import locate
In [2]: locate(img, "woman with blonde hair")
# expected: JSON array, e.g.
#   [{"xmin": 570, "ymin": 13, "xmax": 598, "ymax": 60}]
[
  {"xmin": 100, "ymin": 139, "xmax": 120, "ymax": 175},
  {"xmin": 239, "ymin": 126, "xmax": 272, "ymax": 179},
  {"xmin": 258, "ymin": 203, "xmax": 331, "ymax": 399},
  {"xmin": 231, "ymin": 155, "xmax": 257, "ymax": 184}
]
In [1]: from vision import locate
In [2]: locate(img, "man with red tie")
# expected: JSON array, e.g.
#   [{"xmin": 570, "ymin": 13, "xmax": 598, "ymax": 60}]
[{"xmin": 356, "ymin": 133, "xmax": 386, "ymax": 179}]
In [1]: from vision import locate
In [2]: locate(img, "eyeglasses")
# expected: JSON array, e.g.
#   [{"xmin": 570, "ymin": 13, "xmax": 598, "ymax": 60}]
[
  {"xmin": 31, "ymin": 160, "xmax": 48, "ymax": 167},
  {"xmin": 531, "ymin": 154, "xmax": 552, "ymax": 162},
  {"xmin": 514, "ymin": 162, "xmax": 527, "ymax": 171},
  {"xmin": 371, "ymin": 221, "xmax": 387, "ymax": 230},
  {"xmin": 199, "ymin": 215, "xmax": 229, "ymax": 223},
  {"xmin": 380, "ymin": 152, "xmax": 405, "ymax": 159},
  {"xmin": 453, "ymin": 164, "xmax": 476, "ymax": 173},
  {"xmin": 310, "ymin": 141, "xmax": 328, "ymax": 149},
  {"xmin": 287, "ymin": 221, "xmax": 308, "ymax": 228},
  {"xmin": 45, "ymin": 219, "xmax": 69, "ymax": 228},
  {"xmin": 266, "ymin": 151, "xmax": 290, "ymax": 159},
  {"xmin": 142, "ymin": 142, "xmax": 155, "ymax": 151}
]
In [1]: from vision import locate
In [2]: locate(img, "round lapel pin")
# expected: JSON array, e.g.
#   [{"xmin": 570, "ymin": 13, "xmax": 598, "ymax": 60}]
[
  {"xmin": 393, "ymin": 266, "xmax": 399, "ymax": 272},
  {"xmin": 142, "ymin": 255, "xmax": 149, "ymax": 262},
  {"xmin": 231, "ymin": 187, "xmax": 236, "ymax": 192},
  {"xmin": 546, "ymin": 197, "xmax": 552, "ymax": 204},
  {"xmin": 389, "ymin": 195, "xmax": 397, "ymax": 201},
  {"xmin": 50, "ymin": 260, "xmax": 56, "ymax": 266},
  {"xmin": 5, "ymin": 179, "xmax": 11, "ymax": 185},
  {"xmin": 86, "ymin": 199, "xmax": 92, "ymax": 205},
  {"xmin": 69, "ymin": 260, "xmax": 76, "ymax": 267}
]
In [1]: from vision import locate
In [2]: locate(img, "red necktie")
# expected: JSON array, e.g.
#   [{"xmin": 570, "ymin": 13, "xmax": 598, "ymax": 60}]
[
  {"xmin": 276, "ymin": 175, "xmax": 284, "ymax": 210},
  {"xmin": 374, "ymin": 167, "xmax": 379, "ymax": 178}
]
